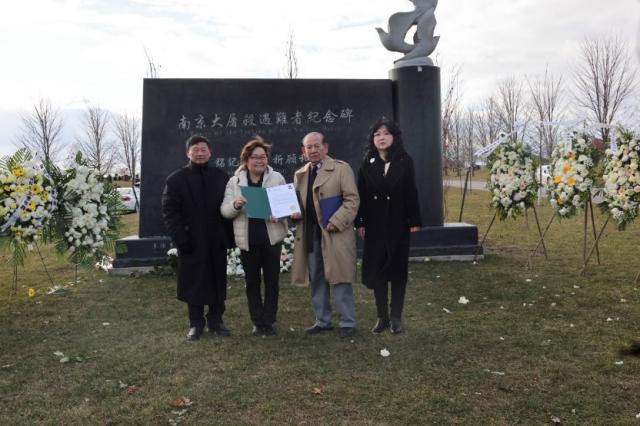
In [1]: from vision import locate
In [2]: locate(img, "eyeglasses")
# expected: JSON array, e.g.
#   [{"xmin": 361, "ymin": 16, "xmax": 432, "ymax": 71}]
[{"xmin": 249, "ymin": 156, "xmax": 268, "ymax": 160}]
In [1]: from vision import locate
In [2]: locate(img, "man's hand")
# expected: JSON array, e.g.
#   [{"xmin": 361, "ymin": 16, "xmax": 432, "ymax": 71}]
[
  {"xmin": 291, "ymin": 212, "xmax": 302, "ymax": 220},
  {"xmin": 267, "ymin": 216, "xmax": 279, "ymax": 223},
  {"xmin": 410, "ymin": 226, "xmax": 421, "ymax": 233},
  {"xmin": 326, "ymin": 222, "xmax": 338, "ymax": 232},
  {"xmin": 357, "ymin": 227, "xmax": 365, "ymax": 239}
]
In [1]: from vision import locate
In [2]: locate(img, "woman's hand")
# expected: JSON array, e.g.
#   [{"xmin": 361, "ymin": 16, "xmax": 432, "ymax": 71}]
[
  {"xmin": 267, "ymin": 216, "xmax": 279, "ymax": 223},
  {"xmin": 290, "ymin": 212, "xmax": 302, "ymax": 220},
  {"xmin": 410, "ymin": 226, "xmax": 421, "ymax": 233},
  {"xmin": 233, "ymin": 196, "xmax": 247, "ymax": 210},
  {"xmin": 357, "ymin": 227, "xmax": 365, "ymax": 239}
]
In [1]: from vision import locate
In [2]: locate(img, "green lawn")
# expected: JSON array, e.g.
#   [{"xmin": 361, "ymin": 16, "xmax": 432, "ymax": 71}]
[{"xmin": 1, "ymin": 192, "xmax": 639, "ymax": 424}]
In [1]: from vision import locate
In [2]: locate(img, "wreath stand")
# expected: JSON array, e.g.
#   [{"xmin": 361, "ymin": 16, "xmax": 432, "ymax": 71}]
[{"xmin": 473, "ymin": 205, "xmax": 548, "ymax": 264}]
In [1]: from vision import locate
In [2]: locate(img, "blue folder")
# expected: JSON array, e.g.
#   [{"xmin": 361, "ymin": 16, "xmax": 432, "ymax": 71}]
[{"xmin": 319, "ymin": 195, "xmax": 342, "ymax": 228}]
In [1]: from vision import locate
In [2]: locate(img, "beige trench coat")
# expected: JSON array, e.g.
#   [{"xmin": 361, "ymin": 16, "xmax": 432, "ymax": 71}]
[{"xmin": 291, "ymin": 156, "xmax": 360, "ymax": 285}]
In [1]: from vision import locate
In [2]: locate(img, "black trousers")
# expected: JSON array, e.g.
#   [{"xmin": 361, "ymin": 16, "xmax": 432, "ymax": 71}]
[
  {"xmin": 374, "ymin": 280, "xmax": 407, "ymax": 320},
  {"xmin": 240, "ymin": 243, "xmax": 282, "ymax": 327},
  {"xmin": 188, "ymin": 303, "xmax": 224, "ymax": 330}
]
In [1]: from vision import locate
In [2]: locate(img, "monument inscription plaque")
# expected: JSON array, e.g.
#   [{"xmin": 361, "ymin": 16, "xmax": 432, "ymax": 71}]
[{"xmin": 139, "ymin": 78, "xmax": 393, "ymax": 238}]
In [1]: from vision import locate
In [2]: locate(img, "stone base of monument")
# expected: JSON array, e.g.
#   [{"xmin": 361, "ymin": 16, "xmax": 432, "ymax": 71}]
[
  {"xmin": 407, "ymin": 223, "xmax": 482, "ymax": 260},
  {"xmin": 110, "ymin": 235, "xmax": 173, "ymax": 275},
  {"xmin": 111, "ymin": 222, "xmax": 482, "ymax": 275}
]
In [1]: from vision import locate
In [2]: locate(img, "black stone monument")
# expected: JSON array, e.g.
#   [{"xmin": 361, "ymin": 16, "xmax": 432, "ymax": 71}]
[{"xmin": 113, "ymin": 73, "xmax": 480, "ymax": 270}]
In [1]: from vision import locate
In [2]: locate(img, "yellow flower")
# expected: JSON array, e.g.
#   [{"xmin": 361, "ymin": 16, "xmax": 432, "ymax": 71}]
[
  {"xmin": 30, "ymin": 184, "xmax": 41, "ymax": 194},
  {"xmin": 28, "ymin": 288, "xmax": 36, "ymax": 298},
  {"xmin": 567, "ymin": 177, "xmax": 576, "ymax": 186},
  {"xmin": 41, "ymin": 192, "xmax": 48, "ymax": 201},
  {"xmin": 3, "ymin": 185, "xmax": 9, "ymax": 192},
  {"xmin": 554, "ymin": 175, "xmax": 562, "ymax": 184},
  {"xmin": 11, "ymin": 167, "xmax": 24, "ymax": 177},
  {"xmin": 27, "ymin": 201, "xmax": 36, "ymax": 211},
  {"xmin": 562, "ymin": 162, "xmax": 572, "ymax": 174},
  {"xmin": 567, "ymin": 152, "xmax": 576, "ymax": 160}
]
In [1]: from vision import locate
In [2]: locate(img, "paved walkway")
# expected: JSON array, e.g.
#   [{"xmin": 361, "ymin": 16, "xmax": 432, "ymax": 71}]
[{"xmin": 443, "ymin": 179, "xmax": 488, "ymax": 191}]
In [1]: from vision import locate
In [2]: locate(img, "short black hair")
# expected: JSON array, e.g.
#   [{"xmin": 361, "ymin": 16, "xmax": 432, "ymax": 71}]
[{"xmin": 185, "ymin": 135, "xmax": 211, "ymax": 150}]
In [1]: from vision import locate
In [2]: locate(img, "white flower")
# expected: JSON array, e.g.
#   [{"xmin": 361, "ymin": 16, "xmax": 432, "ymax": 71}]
[
  {"xmin": 380, "ymin": 348, "xmax": 390, "ymax": 357},
  {"xmin": 458, "ymin": 296, "xmax": 469, "ymax": 305}
]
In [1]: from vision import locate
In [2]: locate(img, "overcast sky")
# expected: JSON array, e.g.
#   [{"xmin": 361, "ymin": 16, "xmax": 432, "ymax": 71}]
[{"xmin": 1, "ymin": 0, "xmax": 639, "ymax": 157}]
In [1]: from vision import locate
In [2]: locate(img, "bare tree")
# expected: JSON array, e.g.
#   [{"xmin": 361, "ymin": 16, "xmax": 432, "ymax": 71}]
[
  {"xmin": 441, "ymin": 64, "xmax": 463, "ymax": 175},
  {"xmin": 573, "ymin": 34, "xmax": 636, "ymax": 142},
  {"xmin": 475, "ymin": 96, "xmax": 501, "ymax": 149},
  {"xmin": 144, "ymin": 47, "xmax": 161, "ymax": 78},
  {"xmin": 17, "ymin": 98, "xmax": 64, "ymax": 166},
  {"xmin": 76, "ymin": 103, "xmax": 116, "ymax": 176},
  {"xmin": 461, "ymin": 107, "xmax": 477, "ymax": 174},
  {"xmin": 528, "ymin": 68, "xmax": 564, "ymax": 160},
  {"xmin": 494, "ymin": 76, "xmax": 529, "ymax": 141},
  {"xmin": 284, "ymin": 30, "xmax": 299, "ymax": 79},
  {"xmin": 114, "ymin": 113, "xmax": 141, "ymax": 207}
]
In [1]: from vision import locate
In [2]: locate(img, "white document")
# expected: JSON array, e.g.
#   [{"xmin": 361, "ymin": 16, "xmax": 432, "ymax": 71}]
[{"xmin": 266, "ymin": 184, "xmax": 301, "ymax": 218}]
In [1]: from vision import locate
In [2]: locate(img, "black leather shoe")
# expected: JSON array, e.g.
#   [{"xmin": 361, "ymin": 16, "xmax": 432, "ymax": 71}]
[
  {"xmin": 339, "ymin": 327, "xmax": 355, "ymax": 338},
  {"xmin": 251, "ymin": 325, "xmax": 263, "ymax": 336},
  {"xmin": 263, "ymin": 325, "xmax": 277, "ymax": 336},
  {"xmin": 371, "ymin": 318, "xmax": 389, "ymax": 334},
  {"xmin": 305, "ymin": 324, "xmax": 333, "ymax": 335},
  {"xmin": 210, "ymin": 323, "xmax": 231, "ymax": 337},
  {"xmin": 187, "ymin": 326, "xmax": 203, "ymax": 341},
  {"xmin": 390, "ymin": 318, "xmax": 403, "ymax": 334}
]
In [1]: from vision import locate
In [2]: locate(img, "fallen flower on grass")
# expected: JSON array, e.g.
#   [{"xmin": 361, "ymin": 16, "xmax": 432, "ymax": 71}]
[
  {"xmin": 169, "ymin": 397, "xmax": 193, "ymax": 408},
  {"xmin": 442, "ymin": 308, "xmax": 452, "ymax": 314},
  {"xmin": 525, "ymin": 278, "xmax": 532, "ymax": 282},
  {"xmin": 102, "ymin": 322, "xmax": 111, "ymax": 326},
  {"xmin": 380, "ymin": 348, "xmax": 390, "ymax": 357},
  {"xmin": 551, "ymin": 416, "xmax": 561, "ymax": 423},
  {"xmin": 606, "ymin": 318, "xmax": 613, "ymax": 322},
  {"xmin": 636, "ymin": 413, "xmax": 640, "ymax": 419},
  {"xmin": 615, "ymin": 361, "xmax": 624, "ymax": 366},
  {"xmin": 484, "ymin": 369, "xmax": 505, "ymax": 376},
  {"xmin": 28, "ymin": 288, "xmax": 36, "ymax": 298},
  {"xmin": 312, "ymin": 387, "xmax": 323, "ymax": 395},
  {"xmin": 126, "ymin": 385, "xmax": 141, "ymax": 394},
  {"xmin": 458, "ymin": 296, "xmax": 469, "ymax": 305}
]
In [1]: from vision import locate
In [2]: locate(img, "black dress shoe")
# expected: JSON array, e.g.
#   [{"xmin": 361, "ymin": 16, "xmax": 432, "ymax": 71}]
[
  {"xmin": 390, "ymin": 318, "xmax": 403, "ymax": 334},
  {"xmin": 210, "ymin": 323, "xmax": 231, "ymax": 337},
  {"xmin": 339, "ymin": 327, "xmax": 355, "ymax": 338},
  {"xmin": 187, "ymin": 326, "xmax": 203, "ymax": 341},
  {"xmin": 371, "ymin": 318, "xmax": 389, "ymax": 334},
  {"xmin": 305, "ymin": 324, "xmax": 333, "ymax": 335},
  {"xmin": 262, "ymin": 325, "xmax": 277, "ymax": 336},
  {"xmin": 251, "ymin": 325, "xmax": 263, "ymax": 336}
]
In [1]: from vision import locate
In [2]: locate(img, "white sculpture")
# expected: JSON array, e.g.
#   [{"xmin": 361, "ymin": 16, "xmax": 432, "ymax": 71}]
[{"xmin": 376, "ymin": 0, "xmax": 439, "ymax": 67}]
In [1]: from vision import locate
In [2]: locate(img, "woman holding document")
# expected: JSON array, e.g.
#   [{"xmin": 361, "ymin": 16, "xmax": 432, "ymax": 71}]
[
  {"xmin": 356, "ymin": 117, "xmax": 422, "ymax": 335},
  {"xmin": 221, "ymin": 136, "xmax": 288, "ymax": 336}
]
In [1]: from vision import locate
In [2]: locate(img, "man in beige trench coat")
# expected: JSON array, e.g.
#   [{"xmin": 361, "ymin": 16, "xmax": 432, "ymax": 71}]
[{"xmin": 291, "ymin": 132, "xmax": 360, "ymax": 338}]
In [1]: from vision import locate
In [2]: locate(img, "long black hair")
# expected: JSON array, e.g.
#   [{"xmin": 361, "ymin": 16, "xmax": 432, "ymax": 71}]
[{"xmin": 365, "ymin": 116, "xmax": 406, "ymax": 162}]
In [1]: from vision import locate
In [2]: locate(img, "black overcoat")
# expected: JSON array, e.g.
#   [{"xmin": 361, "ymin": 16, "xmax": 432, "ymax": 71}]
[
  {"xmin": 161, "ymin": 162, "xmax": 234, "ymax": 305},
  {"xmin": 356, "ymin": 152, "xmax": 422, "ymax": 288}
]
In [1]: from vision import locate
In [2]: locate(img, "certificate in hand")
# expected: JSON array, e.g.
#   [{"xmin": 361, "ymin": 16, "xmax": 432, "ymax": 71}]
[
  {"xmin": 240, "ymin": 186, "xmax": 272, "ymax": 219},
  {"xmin": 266, "ymin": 184, "xmax": 301, "ymax": 218}
]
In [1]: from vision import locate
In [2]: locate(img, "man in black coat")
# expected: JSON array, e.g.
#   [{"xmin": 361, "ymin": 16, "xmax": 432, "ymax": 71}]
[{"xmin": 161, "ymin": 135, "xmax": 234, "ymax": 341}]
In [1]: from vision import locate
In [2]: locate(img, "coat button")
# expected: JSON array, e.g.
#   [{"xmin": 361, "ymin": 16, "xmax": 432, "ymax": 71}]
[
  {"xmin": 387, "ymin": 196, "xmax": 390, "ymax": 200},
  {"xmin": 373, "ymin": 195, "xmax": 377, "ymax": 200}
]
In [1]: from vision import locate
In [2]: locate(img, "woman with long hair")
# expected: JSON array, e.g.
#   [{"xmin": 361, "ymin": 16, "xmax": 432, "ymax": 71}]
[{"xmin": 356, "ymin": 117, "xmax": 422, "ymax": 334}]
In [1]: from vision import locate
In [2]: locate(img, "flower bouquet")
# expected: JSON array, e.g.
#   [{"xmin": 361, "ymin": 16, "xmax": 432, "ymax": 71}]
[
  {"xmin": 0, "ymin": 148, "xmax": 57, "ymax": 266},
  {"xmin": 487, "ymin": 137, "xmax": 538, "ymax": 220},
  {"xmin": 54, "ymin": 154, "xmax": 121, "ymax": 265},
  {"xmin": 279, "ymin": 228, "xmax": 295, "ymax": 273},
  {"xmin": 601, "ymin": 130, "xmax": 640, "ymax": 230},
  {"xmin": 546, "ymin": 132, "xmax": 596, "ymax": 218}
]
